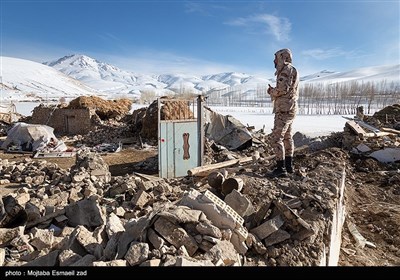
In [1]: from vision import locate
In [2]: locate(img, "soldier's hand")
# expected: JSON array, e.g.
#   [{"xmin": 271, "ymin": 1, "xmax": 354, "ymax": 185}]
[{"xmin": 267, "ymin": 84, "xmax": 273, "ymax": 95}]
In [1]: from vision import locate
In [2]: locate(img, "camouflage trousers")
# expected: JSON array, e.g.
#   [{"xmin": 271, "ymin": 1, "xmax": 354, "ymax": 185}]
[{"xmin": 271, "ymin": 112, "xmax": 296, "ymax": 161}]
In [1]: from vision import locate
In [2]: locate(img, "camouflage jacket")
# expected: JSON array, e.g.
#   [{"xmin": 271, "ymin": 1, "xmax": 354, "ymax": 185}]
[{"xmin": 269, "ymin": 49, "xmax": 299, "ymax": 114}]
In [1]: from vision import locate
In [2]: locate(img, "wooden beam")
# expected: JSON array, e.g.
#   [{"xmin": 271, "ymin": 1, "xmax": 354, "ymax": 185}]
[
  {"xmin": 381, "ymin": 127, "xmax": 400, "ymax": 135},
  {"xmin": 188, "ymin": 145, "xmax": 309, "ymax": 177},
  {"xmin": 364, "ymin": 132, "xmax": 394, "ymax": 138},
  {"xmin": 346, "ymin": 120, "xmax": 366, "ymax": 137},
  {"xmin": 187, "ymin": 156, "xmax": 253, "ymax": 176},
  {"xmin": 134, "ymin": 172, "xmax": 163, "ymax": 182}
]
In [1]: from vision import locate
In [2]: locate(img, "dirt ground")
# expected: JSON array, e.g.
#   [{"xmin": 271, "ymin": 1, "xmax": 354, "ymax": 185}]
[{"xmin": 338, "ymin": 157, "xmax": 400, "ymax": 266}]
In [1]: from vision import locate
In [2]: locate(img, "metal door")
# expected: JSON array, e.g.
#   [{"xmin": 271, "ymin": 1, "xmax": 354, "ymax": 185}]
[{"xmin": 159, "ymin": 120, "xmax": 198, "ymax": 178}]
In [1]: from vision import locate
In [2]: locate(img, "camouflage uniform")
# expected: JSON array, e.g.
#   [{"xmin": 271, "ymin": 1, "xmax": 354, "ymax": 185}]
[{"xmin": 268, "ymin": 49, "xmax": 299, "ymax": 162}]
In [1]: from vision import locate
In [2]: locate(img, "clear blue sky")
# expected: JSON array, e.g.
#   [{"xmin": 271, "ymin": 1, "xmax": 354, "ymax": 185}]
[{"xmin": 1, "ymin": 0, "xmax": 399, "ymax": 77}]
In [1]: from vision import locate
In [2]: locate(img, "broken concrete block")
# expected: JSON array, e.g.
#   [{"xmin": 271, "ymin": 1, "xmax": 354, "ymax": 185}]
[
  {"xmin": 273, "ymin": 199, "xmax": 315, "ymax": 240},
  {"xmin": 131, "ymin": 189, "xmax": 151, "ymax": 208},
  {"xmin": 30, "ymin": 228, "xmax": 54, "ymax": 250},
  {"xmin": 204, "ymin": 240, "xmax": 240, "ymax": 266},
  {"xmin": 60, "ymin": 226, "xmax": 75, "ymax": 237},
  {"xmin": 52, "ymin": 236, "xmax": 69, "ymax": 251},
  {"xmin": 203, "ymin": 235, "xmax": 220, "ymax": 244},
  {"xmin": 234, "ymin": 225, "xmax": 249, "ymax": 243},
  {"xmin": 230, "ymin": 232, "xmax": 248, "ymax": 255},
  {"xmin": 179, "ymin": 189, "xmax": 237, "ymax": 230},
  {"xmin": 154, "ymin": 216, "xmax": 198, "ymax": 256},
  {"xmin": 246, "ymin": 233, "xmax": 267, "ymax": 255},
  {"xmin": 264, "ymin": 229, "xmax": 291, "ymax": 247},
  {"xmin": 75, "ymin": 225, "xmax": 103, "ymax": 259},
  {"xmin": 162, "ymin": 255, "xmax": 177, "ymax": 266},
  {"xmin": 43, "ymin": 192, "xmax": 69, "ymax": 208},
  {"xmin": 58, "ymin": 249, "xmax": 82, "ymax": 267},
  {"xmin": 0, "ymin": 179, "xmax": 10, "ymax": 185},
  {"xmin": 125, "ymin": 242, "xmax": 149, "ymax": 266},
  {"xmin": 117, "ymin": 215, "xmax": 152, "ymax": 259},
  {"xmin": 250, "ymin": 215, "xmax": 284, "ymax": 240},
  {"xmin": 61, "ymin": 228, "xmax": 88, "ymax": 257},
  {"xmin": 103, "ymin": 232, "xmax": 122, "ymax": 261},
  {"xmin": 198, "ymin": 239, "xmax": 214, "ymax": 252},
  {"xmin": 22, "ymin": 250, "xmax": 60, "ymax": 266},
  {"xmin": 113, "ymin": 206, "xmax": 126, "ymax": 217},
  {"xmin": 160, "ymin": 244, "xmax": 177, "ymax": 255},
  {"xmin": 224, "ymin": 189, "xmax": 253, "ymax": 217},
  {"xmin": 109, "ymin": 183, "xmax": 129, "ymax": 197},
  {"xmin": 195, "ymin": 220, "xmax": 222, "ymax": 239},
  {"xmin": 177, "ymin": 245, "xmax": 190, "ymax": 257},
  {"xmin": 153, "ymin": 181, "xmax": 172, "ymax": 195},
  {"xmin": 91, "ymin": 169, "xmax": 111, "ymax": 181},
  {"xmin": 147, "ymin": 228, "xmax": 165, "ymax": 249},
  {"xmin": 70, "ymin": 254, "xmax": 96, "ymax": 266},
  {"xmin": 0, "ymin": 226, "xmax": 24, "ymax": 245},
  {"xmin": 220, "ymin": 229, "xmax": 233, "ymax": 241},
  {"xmin": 137, "ymin": 180, "xmax": 158, "ymax": 192},
  {"xmin": 68, "ymin": 187, "xmax": 84, "ymax": 203},
  {"xmin": 25, "ymin": 201, "xmax": 42, "ymax": 224},
  {"xmin": 83, "ymin": 185, "xmax": 98, "ymax": 198},
  {"xmin": 158, "ymin": 206, "xmax": 203, "ymax": 224},
  {"xmin": 65, "ymin": 199, "xmax": 105, "ymax": 228},
  {"xmin": 106, "ymin": 212, "xmax": 125, "ymax": 238},
  {"xmin": 92, "ymin": 224, "xmax": 107, "ymax": 246},
  {"xmin": 15, "ymin": 193, "xmax": 30, "ymax": 206}
]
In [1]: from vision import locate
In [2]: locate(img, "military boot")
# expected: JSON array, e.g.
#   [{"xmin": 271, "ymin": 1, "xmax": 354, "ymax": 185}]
[
  {"xmin": 285, "ymin": 156, "xmax": 294, "ymax": 174},
  {"xmin": 266, "ymin": 160, "xmax": 287, "ymax": 178}
]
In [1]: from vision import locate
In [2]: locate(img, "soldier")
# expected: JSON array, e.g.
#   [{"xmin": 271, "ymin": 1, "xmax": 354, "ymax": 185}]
[{"xmin": 266, "ymin": 48, "xmax": 299, "ymax": 178}]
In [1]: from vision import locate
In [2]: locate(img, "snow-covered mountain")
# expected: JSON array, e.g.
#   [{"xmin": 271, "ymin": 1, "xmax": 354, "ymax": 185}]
[
  {"xmin": 1, "ymin": 54, "xmax": 399, "ymax": 103},
  {"xmin": 44, "ymin": 54, "xmax": 272, "ymax": 97},
  {"xmin": 301, "ymin": 64, "xmax": 400, "ymax": 85},
  {"xmin": 44, "ymin": 54, "xmax": 171, "ymax": 97},
  {"xmin": 0, "ymin": 56, "xmax": 99, "ymax": 102}
]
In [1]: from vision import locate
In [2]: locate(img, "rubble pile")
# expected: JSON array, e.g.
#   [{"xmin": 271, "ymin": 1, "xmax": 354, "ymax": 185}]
[
  {"xmin": 371, "ymin": 103, "xmax": 400, "ymax": 127},
  {"xmin": 341, "ymin": 106, "xmax": 400, "ymax": 163},
  {"xmin": 0, "ymin": 142, "xmax": 349, "ymax": 266},
  {"xmin": 67, "ymin": 96, "xmax": 132, "ymax": 120},
  {"xmin": 136, "ymin": 98, "xmax": 195, "ymax": 141},
  {"xmin": 78, "ymin": 119, "xmax": 135, "ymax": 147}
]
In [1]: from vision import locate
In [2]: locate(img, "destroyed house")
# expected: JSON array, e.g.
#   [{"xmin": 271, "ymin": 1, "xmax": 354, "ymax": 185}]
[{"xmin": 30, "ymin": 106, "xmax": 91, "ymax": 135}]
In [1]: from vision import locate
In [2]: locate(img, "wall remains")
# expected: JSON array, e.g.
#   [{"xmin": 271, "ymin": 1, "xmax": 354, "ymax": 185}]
[{"xmin": 30, "ymin": 107, "xmax": 91, "ymax": 135}]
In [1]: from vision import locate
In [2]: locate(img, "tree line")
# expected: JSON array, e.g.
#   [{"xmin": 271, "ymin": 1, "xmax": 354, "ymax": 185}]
[{"xmin": 201, "ymin": 80, "xmax": 399, "ymax": 115}]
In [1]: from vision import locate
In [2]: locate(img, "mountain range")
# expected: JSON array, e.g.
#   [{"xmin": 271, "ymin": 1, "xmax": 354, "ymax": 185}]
[{"xmin": 0, "ymin": 54, "xmax": 399, "ymax": 102}]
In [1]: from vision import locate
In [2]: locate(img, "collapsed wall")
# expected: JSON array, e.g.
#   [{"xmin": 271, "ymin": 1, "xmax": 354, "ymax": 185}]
[
  {"xmin": 30, "ymin": 106, "xmax": 91, "ymax": 135},
  {"xmin": 29, "ymin": 96, "xmax": 133, "ymax": 135}
]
